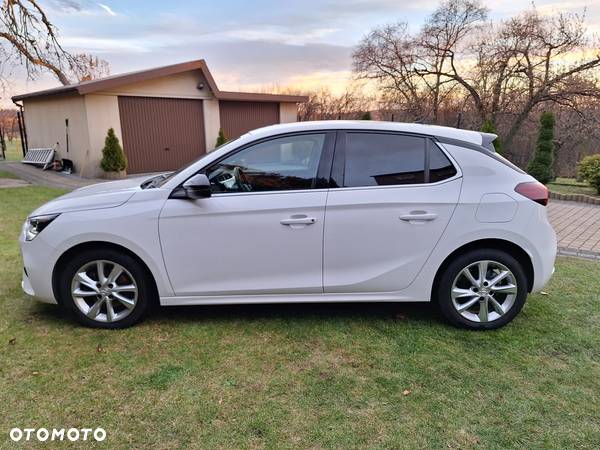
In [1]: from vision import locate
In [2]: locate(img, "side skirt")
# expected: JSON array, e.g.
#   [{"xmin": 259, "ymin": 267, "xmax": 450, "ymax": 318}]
[{"xmin": 159, "ymin": 292, "xmax": 430, "ymax": 306}]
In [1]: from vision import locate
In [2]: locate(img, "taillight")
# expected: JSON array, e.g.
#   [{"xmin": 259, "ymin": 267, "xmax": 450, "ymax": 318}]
[{"xmin": 515, "ymin": 182, "xmax": 548, "ymax": 206}]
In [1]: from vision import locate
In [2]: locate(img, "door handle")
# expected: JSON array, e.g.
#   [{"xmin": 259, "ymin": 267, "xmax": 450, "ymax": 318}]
[
  {"xmin": 280, "ymin": 216, "xmax": 317, "ymax": 226},
  {"xmin": 399, "ymin": 211, "xmax": 438, "ymax": 222}
]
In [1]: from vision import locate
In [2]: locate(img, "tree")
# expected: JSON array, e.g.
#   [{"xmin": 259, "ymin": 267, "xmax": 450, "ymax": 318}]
[
  {"xmin": 0, "ymin": 0, "xmax": 109, "ymax": 85},
  {"xmin": 353, "ymin": 0, "xmax": 600, "ymax": 152},
  {"xmin": 360, "ymin": 111, "xmax": 372, "ymax": 120},
  {"xmin": 527, "ymin": 112, "xmax": 556, "ymax": 184},
  {"xmin": 480, "ymin": 119, "xmax": 503, "ymax": 154},
  {"xmin": 215, "ymin": 128, "xmax": 228, "ymax": 147},
  {"xmin": 100, "ymin": 128, "xmax": 127, "ymax": 172}
]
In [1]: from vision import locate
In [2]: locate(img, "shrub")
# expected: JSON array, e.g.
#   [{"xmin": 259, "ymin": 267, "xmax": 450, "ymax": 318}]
[
  {"xmin": 480, "ymin": 119, "xmax": 503, "ymax": 155},
  {"xmin": 215, "ymin": 128, "xmax": 228, "ymax": 147},
  {"xmin": 100, "ymin": 128, "xmax": 127, "ymax": 172},
  {"xmin": 527, "ymin": 112, "xmax": 555, "ymax": 184},
  {"xmin": 360, "ymin": 111, "xmax": 372, "ymax": 120},
  {"xmin": 578, "ymin": 154, "xmax": 600, "ymax": 194}
]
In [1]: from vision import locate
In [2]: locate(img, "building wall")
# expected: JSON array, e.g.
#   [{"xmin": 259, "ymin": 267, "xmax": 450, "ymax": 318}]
[
  {"xmin": 203, "ymin": 98, "xmax": 221, "ymax": 151},
  {"xmin": 23, "ymin": 94, "xmax": 91, "ymax": 176},
  {"xmin": 97, "ymin": 70, "xmax": 213, "ymax": 100},
  {"xmin": 84, "ymin": 94, "xmax": 123, "ymax": 178},
  {"xmin": 279, "ymin": 102, "xmax": 298, "ymax": 123}
]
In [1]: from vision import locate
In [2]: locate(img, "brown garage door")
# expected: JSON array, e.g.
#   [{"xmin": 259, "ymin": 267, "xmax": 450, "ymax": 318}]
[
  {"xmin": 219, "ymin": 101, "xmax": 279, "ymax": 140},
  {"xmin": 118, "ymin": 96, "xmax": 206, "ymax": 174}
]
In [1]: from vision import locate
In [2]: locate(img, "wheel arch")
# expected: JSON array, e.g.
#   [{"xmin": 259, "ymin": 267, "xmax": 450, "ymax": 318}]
[
  {"xmin": 52, "ymin": 241, "xmax": 159, "ymax": 306},
  {"xmin": 431, "ymin": 238, "xmax": 534, "ymax": 301}
]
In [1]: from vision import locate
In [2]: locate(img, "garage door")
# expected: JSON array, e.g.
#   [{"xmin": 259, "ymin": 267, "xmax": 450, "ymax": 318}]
[
  {"xmin": 118, "ymin": 96, "xmax": 206, "ymax": 174},
  {"xmin": 219, "ymin": 101, "xmax": 279, "ymax": 140}
]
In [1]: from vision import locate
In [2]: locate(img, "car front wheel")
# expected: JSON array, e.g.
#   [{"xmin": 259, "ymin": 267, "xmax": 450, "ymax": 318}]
[
  {"xmin": 57, "ymin": 248, "xmax": 153, "ymax": 328},
  {"xmin": 437, "ymin": 249, "xmax": 528, "ymax": 330}
]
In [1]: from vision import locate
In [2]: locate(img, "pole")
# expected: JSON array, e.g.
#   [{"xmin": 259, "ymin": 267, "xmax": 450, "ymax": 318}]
[
  {"xmin": 16, "ymin": 111, "xmax": 26, "ymax": 157},
  {"xmin": 0, "ymin": 125, "xmax": 6, "ymax": 160}
]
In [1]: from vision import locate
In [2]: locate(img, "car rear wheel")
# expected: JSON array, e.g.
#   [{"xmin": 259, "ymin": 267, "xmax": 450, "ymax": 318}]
[
  {"xmin": 437, "ymin": 249, "xmax": 528, "ymax": 330},
  {"xmin": 58, "ymin": 248, "xmax": 153, "ymax": 328}
]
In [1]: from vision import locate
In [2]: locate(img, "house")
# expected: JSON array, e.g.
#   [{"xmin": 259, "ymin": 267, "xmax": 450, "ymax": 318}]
[{"xmin": 12, "ymin": 60, "xmax": 307, "ymax": 177}]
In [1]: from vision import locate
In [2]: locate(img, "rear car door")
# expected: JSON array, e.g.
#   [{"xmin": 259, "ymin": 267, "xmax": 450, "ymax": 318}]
[
  {"xmin": 323, "ymin": 131, "xmax": 462, "ymax": 293},
  {"xmin": 159, "ymin": 132, "xmax": 335, "ymax": 296}
]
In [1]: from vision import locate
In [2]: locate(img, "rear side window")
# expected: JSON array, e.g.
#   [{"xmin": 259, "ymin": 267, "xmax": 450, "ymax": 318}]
[
  {"xmin": 343, "ymin": 133, "xmax": 426, "ymax": 187},
  {"xmin": 341, "ymin": 133, "xmax": 457, "ymax": 187},
  {"xmin": 429, "ymin": 142, "xmax": 457, "ymax": 182}
]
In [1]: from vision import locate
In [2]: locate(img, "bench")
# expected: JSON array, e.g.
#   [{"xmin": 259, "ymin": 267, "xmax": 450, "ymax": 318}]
[{"xmin": 21, "ymin": 148, "xmax": 55, "ymax": 170}]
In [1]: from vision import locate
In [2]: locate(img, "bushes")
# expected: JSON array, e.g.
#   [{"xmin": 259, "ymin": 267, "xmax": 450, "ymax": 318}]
[
  {"xmin": 215, "ymin": 128, "xmax": 228, "ymax": 147},
  {"xmin": 360, "ymin": 111, "xmax": 372, "ymax": 120},
  {"xmin": 480, "ymin": 119, "xmax": 503, "ymax": 155},
  {"xmin": 527, "ymin": 112, "xmax": 555, "ymax": 184},
  {"xmin": 100, "ymin": 128, "xmax": 127, "ymax": 172},
  {"xmin": 578, "ymin": 154, "xmax": 600, "ymax": 194}
]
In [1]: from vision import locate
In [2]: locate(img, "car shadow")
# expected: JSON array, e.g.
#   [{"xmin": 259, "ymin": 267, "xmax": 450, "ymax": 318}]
[{"xmin": 146, "ymin": 301, "xmax": 439, "ymax": 325}]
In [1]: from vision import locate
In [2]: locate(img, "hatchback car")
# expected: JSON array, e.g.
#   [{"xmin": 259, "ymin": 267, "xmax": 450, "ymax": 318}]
[{"xmin": 20, "ymin": 121, "xmax": 556, "ymax": 329}]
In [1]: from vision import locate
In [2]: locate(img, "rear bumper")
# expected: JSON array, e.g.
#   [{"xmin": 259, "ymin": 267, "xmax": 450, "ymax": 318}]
[{"xmin": 529, "ymin": 207, "xmax": 557, "ymax": 292}]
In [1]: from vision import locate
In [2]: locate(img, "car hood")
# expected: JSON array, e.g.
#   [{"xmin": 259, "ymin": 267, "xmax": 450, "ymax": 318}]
[{"xmin": 29, "ymin": 177, "xmax": 148, "ymax": 217}]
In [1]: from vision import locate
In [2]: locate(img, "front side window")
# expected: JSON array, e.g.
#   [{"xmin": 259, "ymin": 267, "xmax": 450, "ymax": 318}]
[
  {"xmin": 343, "ymin": 133, "xmax": 426, "ymax": 187},
  {"xmin": 206, "ymin": 134, "xmax": 326, "ymax": 193}
]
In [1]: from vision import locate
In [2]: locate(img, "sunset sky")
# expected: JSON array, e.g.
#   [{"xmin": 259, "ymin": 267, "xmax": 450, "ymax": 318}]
[{"xmin": 2, "ymin": 0, "xmax": 600, "ymax": 106}]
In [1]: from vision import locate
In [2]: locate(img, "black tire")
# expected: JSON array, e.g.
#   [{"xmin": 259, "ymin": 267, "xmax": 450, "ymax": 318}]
[
  {"xmin": 57, "ymin": 248, "xmax": 154, "ymax": 329},
  {"xmin": 436, "ymin": 249, "xmax": 528, "ymax": 330}
]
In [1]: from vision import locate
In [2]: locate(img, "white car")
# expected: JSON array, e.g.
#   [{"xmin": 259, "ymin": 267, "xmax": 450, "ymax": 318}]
[{"xmin": 20, "ymin": 121, "xmax": 556, "ymax": 329}]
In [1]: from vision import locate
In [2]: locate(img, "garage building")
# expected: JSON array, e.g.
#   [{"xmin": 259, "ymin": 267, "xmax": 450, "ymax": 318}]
[{"xmin": 12, "ymin": 60, "xmax": 307, "ymax": 177}]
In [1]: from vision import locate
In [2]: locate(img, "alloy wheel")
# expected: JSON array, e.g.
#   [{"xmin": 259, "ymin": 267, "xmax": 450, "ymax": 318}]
[
  {"xmin": 450, "ymin": 260, "xmax": 518, "ymax": 323},
  {"xmin": 70, "ymin": 260, "xmax": 138, "ymax": 323}
]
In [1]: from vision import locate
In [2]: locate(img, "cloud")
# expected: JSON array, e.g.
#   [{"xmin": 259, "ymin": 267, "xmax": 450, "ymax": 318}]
[{"xmin": 97, "ymin": 3, "xmax": 117, "ymax": 16}]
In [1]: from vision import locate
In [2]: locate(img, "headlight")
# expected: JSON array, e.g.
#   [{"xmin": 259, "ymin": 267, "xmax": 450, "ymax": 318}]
[{"xmin": 24, "ymin": 214, "xmax": 60, "ymax": 241}]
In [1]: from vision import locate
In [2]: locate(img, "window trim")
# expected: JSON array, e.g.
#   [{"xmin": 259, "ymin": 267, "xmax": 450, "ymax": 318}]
[
  {"xmin": 171, "ymin": 130, "xmax": 337, "ymax": 197},
  {"xmin": 331, "ymin": 130, "xmax": 460, "ymax": 190}
]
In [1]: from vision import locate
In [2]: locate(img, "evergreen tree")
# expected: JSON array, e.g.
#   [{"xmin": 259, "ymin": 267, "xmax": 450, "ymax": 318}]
[
  {"xmin": 480, "ymin": 119, "xmax": 503, "ymax": 154},
  {"xmin": 216, "ymin": 128, "xmax": 228, "ymax": 147},
  {"xmin": 527, "ymin": 112, "xmax": 555, "ymax": 184},
  {"xmin": 100, "ymin": 128, "xmax": 127, "ymax": 172}
]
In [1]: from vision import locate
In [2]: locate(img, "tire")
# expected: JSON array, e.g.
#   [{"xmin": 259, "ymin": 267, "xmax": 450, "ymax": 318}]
[
  {"xmin": 436, "ymin": 249, "xmax": 528, "ymax": 330},
  {"xmin": 57, "ymin": 248, "xmax": 154, "ymax": 328}
]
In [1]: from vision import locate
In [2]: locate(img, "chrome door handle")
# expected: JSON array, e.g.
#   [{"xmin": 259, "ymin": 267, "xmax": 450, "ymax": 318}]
[
  {"xmin": 399, "ymin": 212, "xmax": 438, "ymax": 222},
  {"xmin": 280, "ymin": 216, "xmax": 317, "ymax": 226}
]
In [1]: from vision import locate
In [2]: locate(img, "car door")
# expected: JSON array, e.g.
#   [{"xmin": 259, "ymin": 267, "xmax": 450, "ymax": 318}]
[
  {"xmin": 324, "ymin": 131, "xmax": 461, "ymax": 293},
  {"xmin": 159, "ymin": 132, "xmax": 335, "ymax": 296}
]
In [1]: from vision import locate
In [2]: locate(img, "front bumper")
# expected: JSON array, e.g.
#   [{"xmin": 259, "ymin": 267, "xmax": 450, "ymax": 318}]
[{"xmin": 20, "ymin": 231, "xmax": 59, "ymax": 304}]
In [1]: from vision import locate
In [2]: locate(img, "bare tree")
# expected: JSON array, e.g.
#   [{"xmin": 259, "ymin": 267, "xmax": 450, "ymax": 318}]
[
  {"xmin": 353, "ymin": 0, "xmax": 600, "ymax": 153},
  {"xmin": 0, "ymin": 0, "xmax": 110, "ymax": 85}
]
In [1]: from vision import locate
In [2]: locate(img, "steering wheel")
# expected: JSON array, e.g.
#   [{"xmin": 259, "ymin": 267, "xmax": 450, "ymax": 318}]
[{"xmin": 233, "ymin": 166, "xmax": 252, "ymax": 192}]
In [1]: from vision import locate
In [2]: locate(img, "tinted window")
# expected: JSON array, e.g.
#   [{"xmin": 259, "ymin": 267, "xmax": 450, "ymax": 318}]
[
  {"xmin": 343, "ymin": 133, "xmax": 426, "ymax": 187},
  {"xmin": 207, "ymin": 134, "xmax": 325, "ymax": 193},
  {"xmin": 429, "ymin": 143, "xmax": 457, "ymax": 182}
]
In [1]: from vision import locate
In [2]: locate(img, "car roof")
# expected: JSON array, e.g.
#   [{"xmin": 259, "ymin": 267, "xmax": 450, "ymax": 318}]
[{"xmin": 247, "ymin": 120, "xmax": 491, "ymax": 147}]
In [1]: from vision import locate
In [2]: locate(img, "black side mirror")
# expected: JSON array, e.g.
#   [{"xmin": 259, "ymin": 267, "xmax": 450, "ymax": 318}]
[{"xmin": 172, "ymin": 174, "xmax": 212, "ymax": 199}]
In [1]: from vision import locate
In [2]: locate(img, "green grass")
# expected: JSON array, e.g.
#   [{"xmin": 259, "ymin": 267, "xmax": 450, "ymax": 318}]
[
  {"xmin": 2, "ymin": 138, "xmax": 23, "ymax": 161},
  {"xmin": 0, "ymin": 169, "xmax": 19, "ymax": 179},
  {"xmin": 548, "ymin": 177, "xmax": 599, "ymax": 197},
  {"xmin": 1, "ymin": 187, "xmax": 599, "ymax": 449}
]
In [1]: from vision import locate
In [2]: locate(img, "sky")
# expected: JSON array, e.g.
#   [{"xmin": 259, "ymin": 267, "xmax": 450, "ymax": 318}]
[{"xmin": 2, "ymin": 0, "xmax": 600, "ymax": 106}]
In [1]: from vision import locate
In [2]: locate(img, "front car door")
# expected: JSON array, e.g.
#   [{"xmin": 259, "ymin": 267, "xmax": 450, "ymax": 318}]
[
  {"xmin": 159, "ymin": 132, "xmax": 335, "ymax": 297},
  {"xmin": 324, "ymin": 131, "xmax": 462, "ymax": 293}
]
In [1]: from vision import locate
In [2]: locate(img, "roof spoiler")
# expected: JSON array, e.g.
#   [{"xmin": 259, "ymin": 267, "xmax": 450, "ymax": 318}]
[{"xmin": 480, "ymin": 132, "xmax": 498, "ymax": 152}]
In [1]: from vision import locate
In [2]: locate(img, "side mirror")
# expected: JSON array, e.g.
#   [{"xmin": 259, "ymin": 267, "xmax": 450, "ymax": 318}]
[{"xmin": 174, "ymin": 174, "xmax": 212, "ymax": 199}]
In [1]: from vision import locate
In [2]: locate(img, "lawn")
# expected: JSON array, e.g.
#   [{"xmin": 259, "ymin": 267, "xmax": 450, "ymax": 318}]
[
  {"xmin": 1, "ymin": 186, "xmax": 599, "ymax": 449},
  {"xmin": 1, "ymin": 138, "xmax": 23, "ymax": 161},
  {"xmin": 548, "ymin": 177, "xmax": 598, "ymax": 198}
]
